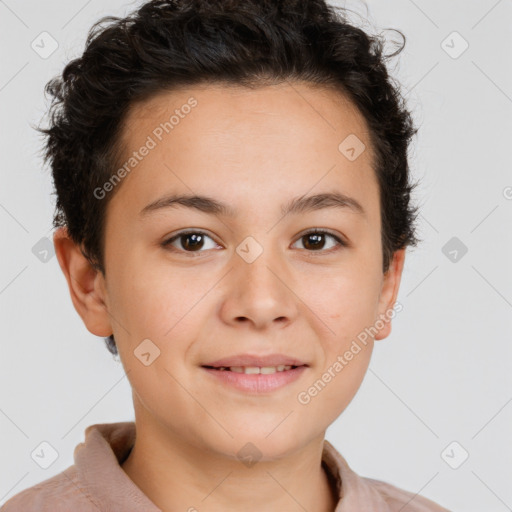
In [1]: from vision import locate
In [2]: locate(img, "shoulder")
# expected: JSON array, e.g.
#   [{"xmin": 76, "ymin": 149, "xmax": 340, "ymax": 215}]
[
  {"xmin": 362, "ymin": 476, "xmax": 452, "ymax": 512},
  {"xmin": 0, "ymin": 466, "xmax": 100, "ymax": 512},
  {"xmin": 322, "ymin": 439, "xmax": 451, "ymax": 512}
]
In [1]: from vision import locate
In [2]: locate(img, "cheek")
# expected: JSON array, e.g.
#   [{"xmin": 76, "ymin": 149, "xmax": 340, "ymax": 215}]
[
  {"xmin": 300, "ymin": 277, "xmax": 376, "ymax": 413},
  {"xmin": 307, "ymin": 265, "xmax": 380, "ymax": 401},
  {"xmin": 316, "ymin": 266, "xmax": 382, "ymax": 331},
  {"xmin": 110, "ymin": 256, "xmax": 203, "ymax": 340},
  {"xmin": 295, "ymin": 337, "xmax": 373, "ymax": 435}
]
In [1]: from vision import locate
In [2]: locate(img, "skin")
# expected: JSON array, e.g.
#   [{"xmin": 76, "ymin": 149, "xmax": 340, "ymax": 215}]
[{"xmin": 54, "ymin": 82, "xmax": 405, "ymax": 512}]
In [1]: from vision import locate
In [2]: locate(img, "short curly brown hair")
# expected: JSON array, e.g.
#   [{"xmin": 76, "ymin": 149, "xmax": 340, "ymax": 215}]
[{"xmin": 37, "ymin": 0, "xmax": 421, "ymax": 356}]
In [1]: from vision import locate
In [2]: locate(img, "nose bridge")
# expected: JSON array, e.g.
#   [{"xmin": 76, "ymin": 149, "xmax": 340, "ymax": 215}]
[
  {"xmin": 221, "ymin": 237, "xmax": 298, "ymax": 327},
  {"xmin": 235, "ymin": 239, "xmax": 285, "ymax": 300}
]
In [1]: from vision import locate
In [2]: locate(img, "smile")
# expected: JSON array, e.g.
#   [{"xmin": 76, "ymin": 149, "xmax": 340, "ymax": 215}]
[
  {"xmin": 201, "ymin": 365, "xmax": 307, "ymax": 393},
  {"xmin": 203, "ymin": 365, "xmax": 297, "ymax": 374}
]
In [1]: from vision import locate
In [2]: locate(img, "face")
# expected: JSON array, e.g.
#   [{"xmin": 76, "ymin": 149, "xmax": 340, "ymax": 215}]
[{"xmin": 57, "ymin": 82, "xmax": 404, "ymax": 460}]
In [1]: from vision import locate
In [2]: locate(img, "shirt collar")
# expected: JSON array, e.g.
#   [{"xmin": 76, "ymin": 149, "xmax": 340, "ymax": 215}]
[
  {"xmin": 322, "ymin": 439, "xmax": 391, "ymax": 511},
  {"xmin": 74, "ymin": 421, "xmax": 160, "ymax": 511},
  {"xmin": 74, "ymin": 422, "xmax": 390, "ymax": 511}
]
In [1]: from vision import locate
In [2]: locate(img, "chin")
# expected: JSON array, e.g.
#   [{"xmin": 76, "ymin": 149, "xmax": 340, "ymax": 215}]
[{"xmin": 225, "ymin": 424, "xmax": 308, "ymax": 459}]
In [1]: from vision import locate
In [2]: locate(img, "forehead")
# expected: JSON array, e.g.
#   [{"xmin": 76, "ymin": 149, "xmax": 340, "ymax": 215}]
[
  {"xmin": 110, "ymin": 82, "xmax": 378, "ymax": 223},
  {"xmin": 124, "ymin": 81, "xmax": 371, "ymax": 144}
]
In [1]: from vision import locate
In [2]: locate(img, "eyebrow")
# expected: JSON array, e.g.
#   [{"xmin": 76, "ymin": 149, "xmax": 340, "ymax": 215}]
[{"xmin": 140, "ymin": 191, "xmax": 366, "ymax": 219}]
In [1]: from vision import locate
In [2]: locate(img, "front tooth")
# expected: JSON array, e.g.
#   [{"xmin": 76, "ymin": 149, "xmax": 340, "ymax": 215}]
[
  {"xmin": 226, "ymin": 366, "xmax": 293, "ymax": 374},
  {"xmin": 244, "ymin": 366, "xmax": 261, "ymax": 374}
]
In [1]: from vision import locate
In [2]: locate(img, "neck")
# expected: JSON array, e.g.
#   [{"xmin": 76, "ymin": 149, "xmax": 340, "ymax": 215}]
[{"xmin": 121, "ymin": 417, "xmax": 338, "ymax": 512}]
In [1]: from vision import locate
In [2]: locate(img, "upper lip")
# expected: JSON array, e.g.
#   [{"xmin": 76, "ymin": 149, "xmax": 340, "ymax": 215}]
[{"xmin": 202, "ymin": 353, "xmax": 308, "ymax": 368}]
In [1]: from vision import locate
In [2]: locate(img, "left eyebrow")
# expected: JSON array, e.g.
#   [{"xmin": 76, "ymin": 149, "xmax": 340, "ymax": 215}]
[
  {"xmin": 282, "ymin": 192, "xmax": 366, "ymax": 218},
  {"xmin": 139, "ymin": 191, "xmax": 366, "ymax": 219}
]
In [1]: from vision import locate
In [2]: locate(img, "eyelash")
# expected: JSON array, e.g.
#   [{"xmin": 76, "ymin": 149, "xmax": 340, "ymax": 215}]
[{"xmin": 161, "ymin": 229, "xmax": 347, "ymax": 257}]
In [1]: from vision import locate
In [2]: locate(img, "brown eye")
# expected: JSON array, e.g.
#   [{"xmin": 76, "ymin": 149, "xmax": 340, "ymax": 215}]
[
  {"xmin": 302, "ymin": 232, "xmax": 326, "ymax": 250},
  {"xmin": 292, "ymin": 230, "xmax": 346, "ymax": 252},
  {"xmin": 162, "ymin": 230, "xmax": 219, "ymax": 254}
]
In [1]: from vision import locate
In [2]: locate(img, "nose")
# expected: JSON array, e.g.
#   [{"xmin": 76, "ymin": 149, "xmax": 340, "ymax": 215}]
[{"xmin": 218, "ymin": 247, "xmax": 299, "ymax": 330}]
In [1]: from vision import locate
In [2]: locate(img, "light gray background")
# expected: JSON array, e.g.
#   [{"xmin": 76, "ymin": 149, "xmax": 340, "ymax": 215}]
[{"xmin": 1, "ymin": 1, "xmax": 511, "ymax": 511}]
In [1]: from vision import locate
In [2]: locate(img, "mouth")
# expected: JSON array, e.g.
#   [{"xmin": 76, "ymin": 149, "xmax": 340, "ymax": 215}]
[
  {"xmin": 201, "ymin": 364, "xmax": 304, "ymax": 374},
  {"xmin": 200, "ymin": 355, "xmax": 309, "ymax": 393},
  {"xmin": 202, "ymin": 353, "xmax": 308, "ymax": 369}
]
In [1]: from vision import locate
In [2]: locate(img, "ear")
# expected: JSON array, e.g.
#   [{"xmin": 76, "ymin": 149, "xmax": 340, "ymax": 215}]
[
  {"xmin": 53, "ymin": 226, "xmax": 112, "ymax": 337},
  {"xmin": 374, "ymin": 248, "xmax": 406, "ymax": 341}
]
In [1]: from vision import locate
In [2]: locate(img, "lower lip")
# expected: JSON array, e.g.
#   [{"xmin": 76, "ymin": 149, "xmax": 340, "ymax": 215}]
[{"xmin": 201, "ymin": 366, "xmax": 308, "ymax": 393}]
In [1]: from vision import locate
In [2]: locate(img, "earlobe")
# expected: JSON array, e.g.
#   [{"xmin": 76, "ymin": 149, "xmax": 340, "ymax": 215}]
[
  {"xmin": 374, "ymin": 248, "xmax": 406, "ymax": 341},
  {"xmin": 53, "ymin": 227, "xmax": 112, "ymax": 337}
]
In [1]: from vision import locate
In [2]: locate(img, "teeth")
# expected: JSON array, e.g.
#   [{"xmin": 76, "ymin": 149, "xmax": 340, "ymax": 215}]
[
  {"xmin": 245, "ymin": 366, "xmax": 261, "ymax": 374},
  {"xmin": 221, "ymin": 365, "xmax": 294, "ymax": 374}
]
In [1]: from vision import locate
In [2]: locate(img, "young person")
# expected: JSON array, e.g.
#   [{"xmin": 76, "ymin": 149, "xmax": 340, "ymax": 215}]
[{"xmin": 1, "ymin": 0, "xmax": 451, "ymax": 510}]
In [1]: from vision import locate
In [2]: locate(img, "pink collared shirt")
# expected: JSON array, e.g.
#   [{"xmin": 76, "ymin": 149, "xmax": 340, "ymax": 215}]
[{"xmin": 1, "ymin": 422, "xmax": 451, "ymax": 511}]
